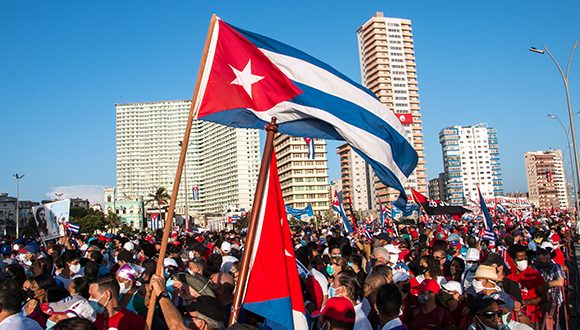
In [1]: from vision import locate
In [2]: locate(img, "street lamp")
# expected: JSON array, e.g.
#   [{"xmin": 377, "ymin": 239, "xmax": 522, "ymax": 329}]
[
  {"xmin": 13, "ymin": 174, "xmax": 24, "ymax": 238},
  {"xmin": 547, "ymin": 113, "xmax": 578, "ymax": 210},
  {"xmin": 531, "ymin": 42, "xmax": 580, "ymax": 215}
]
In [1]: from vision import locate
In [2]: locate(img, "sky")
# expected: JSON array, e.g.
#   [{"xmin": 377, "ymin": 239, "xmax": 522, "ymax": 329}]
[{"xmin": 1, "ymin": 0, "xmax": 579, "ymax": 204}]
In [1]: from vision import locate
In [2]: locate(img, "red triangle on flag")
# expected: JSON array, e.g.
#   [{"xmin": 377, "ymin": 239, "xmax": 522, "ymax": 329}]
[{"xmin": 198, "ymin": 20, "xmax": 302, "ymax": 118}]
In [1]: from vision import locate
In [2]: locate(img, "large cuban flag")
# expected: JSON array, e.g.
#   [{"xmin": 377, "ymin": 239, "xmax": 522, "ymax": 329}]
[
  {"xmin": 242, "ymin": 150, "xmax": 308, "ymax": 329},
  {"xmin": 193, "ymin": 17, "xmax": 418, "ymax": 206}
]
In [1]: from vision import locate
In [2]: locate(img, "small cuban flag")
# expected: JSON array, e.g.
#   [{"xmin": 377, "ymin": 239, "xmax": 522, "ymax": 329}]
[{"xmin": 303, "ymin": 137, "xmax": 315, "ymax": 159}]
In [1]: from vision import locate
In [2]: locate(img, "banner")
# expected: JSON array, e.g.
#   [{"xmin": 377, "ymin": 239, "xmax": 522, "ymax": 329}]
[
  {"xmin": 285, "ymin": 204, "xmax": 313, "ymax": 222},
  {"xmin": 33, "ymin": 199, "xmax": 70, "ymax": 241},
  {"xmin": 192, "ymin": 185, "xmax": 200, "ymax": 201}
]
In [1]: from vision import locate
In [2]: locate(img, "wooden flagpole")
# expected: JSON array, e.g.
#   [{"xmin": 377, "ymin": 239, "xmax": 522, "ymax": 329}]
[
  {"xmin": 228, "ymin": 118, "xmax": 278, "ymax": 326},
  {"xmin": 144, "ymin": 14, "xmax": 217, "ymax": 330}
]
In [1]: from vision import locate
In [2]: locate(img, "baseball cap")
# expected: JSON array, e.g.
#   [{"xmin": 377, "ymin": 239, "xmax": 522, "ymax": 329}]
[
  {"xmin": 392, "ymin": 271, "xmax": 412, "ymax": 284},
  {"xmin": 490, "ymin": 291, "xmax": 514, "ymax": 311},
  {"xmin": 221, "ymin": 241, "xmax": 232, "ymax": 253},
  {"xmin": 416, "ymin": 279, "xmax": 440, "ymax": 294},
  {"xmin": 319, "ymin": 297, "xmax": 355, "ymax": 324},
  {"xmin": 163, "ymin": 257, "xmax": 178, "ymax": 269},
  {"xmin": 441, "ymin": 281, "xmax": 463, "ymax": 295},
  {"xmin": 123, "ymin": 242, "xmax": 135, "ymax": 251},
  {"xmin": 465, "ymin": 248, "xmax": 480, "ymax": 262},
  {"xmin": 181, "ymin": 296, "xmax": 226, "ymax": 322},
  {"xmin": 41, "ymin": 296, "xmax": 97, "ymax": 322},
  {"xmin": 469, "ymin": 294, "xmax": 503, "ymax": 316}
]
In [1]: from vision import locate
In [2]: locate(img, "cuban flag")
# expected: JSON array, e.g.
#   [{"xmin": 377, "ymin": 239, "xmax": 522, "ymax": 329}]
[
  {"xmin": 193, "ymin": 17, "xmax": 418, "ymax": 207},
  {"xmin": 192, "ymin": 185, "xmax": 200, "ymax": 201},
  {"xmin": 149, "ymin": 213, "xmax": 160, "ymax": 231},
  {"xmin": 332, "ymin": 190, "xmax": 354, "ymax": 234},
  {"xmin": 379, "ymin": 203, "xmax": 391, "ymax": 228},
  {"xmin": 303, "ymin": 138, "xmax": 315, "ymax": 159},
  {"xmin": 478, "ymin": 187, "xmax": 496, "ymax": 243},
  {"xmin": 242, "ymin": 151, "xmax": 307, "ymax": 329},
  {"xmin": 65, "ymin": 222, "xmax": 80, "ymax": 234},
  {"xmin": 227, "ymin": 214, "xmax": 241, "ymax": 224}
]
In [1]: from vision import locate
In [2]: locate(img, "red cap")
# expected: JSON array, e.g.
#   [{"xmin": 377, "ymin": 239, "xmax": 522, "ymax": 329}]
[
  {"xmin": 416, "ymin": 279, "xmax": 440, "ymax": 294},
  {"xmin": 320, "ymin": 297, "xmax": 355, "ymax": 324}
]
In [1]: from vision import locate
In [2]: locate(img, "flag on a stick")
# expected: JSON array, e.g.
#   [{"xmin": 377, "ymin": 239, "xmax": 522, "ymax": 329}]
[
  {"xmin": 332, "ymin": 190, "xmax": 354, "ymax": 234},
  {"xmin": 478, "ymin": 187, "xmax": 496, "ymax": 243},
  {"xmin": 193, "ymin": 17, "xmax": 418, "ymax": 207},
  {"xmin": 241, "ymin": 151, "xmax": 307, "ymax": 329}
]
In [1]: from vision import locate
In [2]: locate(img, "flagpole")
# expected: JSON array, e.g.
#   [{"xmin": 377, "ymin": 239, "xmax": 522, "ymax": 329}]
[
  {"xmin": 229, "ymin": 117, "xmax": 278, "ymax": 326},
  {"xmin": 144, "ymin": 14, "xmax": 217, "ymax": 330}
]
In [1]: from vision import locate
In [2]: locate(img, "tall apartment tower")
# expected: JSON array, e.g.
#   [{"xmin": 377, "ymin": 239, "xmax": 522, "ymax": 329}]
[
  {"xmin": 274, "ymin": 135, "xmax": 329, "ymax": 213},
  {"xmin": 356, "ymin": 12, "xmax": 427, "ymax": 203},
  {"xmin": 337, "ymin": 143, "xmax": 375, "ymax": 215},
  {"xmin": 115, "ymin": 100, "xmax": 260, "ymax": 215},
  {"xmin": 439, "ymin": 123, "xmax": 503, "ymax": 205},
  {"xmin": 524, "ymin": 150, "xmax": 569, "ymax": 210}
]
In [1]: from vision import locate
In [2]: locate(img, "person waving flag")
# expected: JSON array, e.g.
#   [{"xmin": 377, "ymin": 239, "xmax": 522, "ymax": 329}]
[{"xmin": 193, "ymin": 16, "xmax": 418, "ymax": 207}]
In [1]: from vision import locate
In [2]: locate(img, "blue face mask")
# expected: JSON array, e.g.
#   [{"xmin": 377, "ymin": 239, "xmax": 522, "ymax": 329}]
[
  {"xmin": 326, "ymin": 264, "xmax": 335, "ymax": 276},
  {"xmin": 88, "ymin": 292, "xmax": 107, "ymax": 314},
  {"xmin": 166, "ymin": 278, "xmax": 175, "ymax": 294},
  {"xmin": 46, "ymin": 318, "xmax": 57, "ymax": 330},
  {"xmin": 328, "ymin": 286, "xmax": 336, "ymax": 298}
]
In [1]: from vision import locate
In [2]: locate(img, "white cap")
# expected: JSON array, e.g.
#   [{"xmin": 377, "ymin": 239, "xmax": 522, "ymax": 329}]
[
  {"xmin": 465, "ymin": 248, "xmax": 480, "ymax": 261},
  {"xmin": 66, "ymin": 299, "xmax": 97, "ymax": 322},
  {"xmin": 441, "ymin": 281, "xmax": 463, "ymax": 295},
  {"xmin": 123, "ymin": 242, "xmax": 135, "ymax": 252},
  {"xmin": 540, "ymin": 241, "xmax": 554, "ymax": 250},
  {"xmin": 13, "ymin": 244, "xmax": 19, "ymax": 252},
  {"xmin": 163, "ymin": 258, "xmax": 178, "ymax": 268},
  {"xmin": 385, "ymin": 244, "xmax": 401, "ymax": 255},
  {"xmin": 392, "ymin": 271, "xmax": 412, "ymax": 284},
  {"xmin": 221, "ymin": 241, "xmax": 231, "ymax": 253}
]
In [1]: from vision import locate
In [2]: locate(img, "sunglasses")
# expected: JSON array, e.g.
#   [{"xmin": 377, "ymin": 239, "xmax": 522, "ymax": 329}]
[{"xmin": 478, "ymin": 310, "xmax": 501, "ymax": 319}]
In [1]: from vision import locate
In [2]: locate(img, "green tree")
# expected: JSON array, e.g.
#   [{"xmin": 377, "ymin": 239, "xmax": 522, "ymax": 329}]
[
  {"xmin": 147, "ymin": 187, "xmax": 170, "ymax": 220},
  {"xmin": 76, "ymin": 213, "xmax": 106, "ymax": 234},
  {"xmin": 106, "ymin": 213, "xmax": 121, "ymax": 233}
]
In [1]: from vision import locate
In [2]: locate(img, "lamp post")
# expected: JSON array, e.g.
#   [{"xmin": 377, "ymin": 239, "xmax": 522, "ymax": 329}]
[
  {"xmin": 547, "ymin": 114, "xmax": 578, "ymax": 211},
  {"xmin": 13, "ymin": 174, "xmax": 24, "ymax": 238},
  {"xmin": 531, "ymin": 42, "xmax": 579, "ymax": 215}
]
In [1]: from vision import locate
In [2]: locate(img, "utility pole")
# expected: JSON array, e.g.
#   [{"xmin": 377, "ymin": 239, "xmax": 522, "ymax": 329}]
[{"xmin": 13, "ymin": 174, "xmax": 24, "ymax": 238}]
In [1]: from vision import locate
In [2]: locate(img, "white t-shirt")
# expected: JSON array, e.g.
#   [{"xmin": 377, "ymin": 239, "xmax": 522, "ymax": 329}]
[
  {"xmin": 354, "ymin": 302, "xmax": 373, "ymax": 330},
  {"xmin": 0, "ymin": 313, "xmax": 42, "ymax": 330}
]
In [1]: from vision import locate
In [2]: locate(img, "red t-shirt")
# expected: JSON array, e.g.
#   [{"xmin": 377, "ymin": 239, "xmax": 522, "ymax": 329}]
[
  {"xmin": 410, "ymin": 305, "xmax": 454, "ymax": 330},
  {"xmin": 95, "ymin": 308, "xmax": 146, "ymax": 330},
  {"xmin": 400, "ymin": 294, "xmax": 418, "ymax": 329},
  {"xmin": 507, "ymin": 267, "xmax": 545, "ymax": 322},
  {"xmin": 553, "ymin": 248, "xmax": 565, "ymax": 267}
]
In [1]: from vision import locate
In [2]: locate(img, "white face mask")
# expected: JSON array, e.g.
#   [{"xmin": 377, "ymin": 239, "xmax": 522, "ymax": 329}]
[
  {"xmin": 515, "ymin": 260, "xmax": 528, "ymax": 271},
  {"xmin": 119, "ymin": 281, "xmax": 131, "ymax": 295},
  {"xmin": 188, "ymin": 251, "xmax": 195, "ymax": 259},
  {"xmin": 472, "ymin": 279, "xmax": 486, "ymax": 293},
  {"xmin": 69, "ymin": 264, "xmax": 81, "ymax": 274}
]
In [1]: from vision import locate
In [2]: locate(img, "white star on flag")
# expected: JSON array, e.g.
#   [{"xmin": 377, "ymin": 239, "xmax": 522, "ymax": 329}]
[{"xmin": 229, "ymin": 59, "xmax": 264, "ymax": 99}]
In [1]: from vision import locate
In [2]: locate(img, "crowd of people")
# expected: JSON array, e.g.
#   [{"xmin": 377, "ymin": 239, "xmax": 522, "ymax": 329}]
[{"xmin": 0, "ymin": 210, "xmax": 577, "ymax": 330}]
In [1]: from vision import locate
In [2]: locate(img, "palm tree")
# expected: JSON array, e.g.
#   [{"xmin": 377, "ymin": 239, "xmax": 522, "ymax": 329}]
[{"xmin": 147, "ymin": 187, "xmax": 171, "ymax": 222}]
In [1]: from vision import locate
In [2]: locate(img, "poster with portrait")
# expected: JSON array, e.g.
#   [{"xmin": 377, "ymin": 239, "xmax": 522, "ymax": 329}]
[{"xmin": 32, "ymin": 199, "xmax": 70, "ymax": 241}]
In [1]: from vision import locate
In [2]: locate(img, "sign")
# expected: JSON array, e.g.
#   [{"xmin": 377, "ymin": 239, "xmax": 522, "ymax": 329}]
[{"xmin": 33, "ymin": 199, "xmax": 70, "ymax": 241}]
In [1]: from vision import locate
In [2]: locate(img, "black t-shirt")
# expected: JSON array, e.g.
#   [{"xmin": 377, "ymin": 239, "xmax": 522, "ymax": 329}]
[{"xmin": 499, "ymin": 277, "xmax": 523, "ymax": 302}]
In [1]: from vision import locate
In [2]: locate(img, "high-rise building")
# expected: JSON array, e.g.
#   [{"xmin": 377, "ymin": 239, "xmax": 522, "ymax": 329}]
[
  {"xmin": 428, "ymin": 173, "xmax": 446, "ymax": 201},
  {"xmin": 115, "ymin": 100, "xmax": 260, "ymax": 215},
  {"xmin": 274, "ymin": 135, "xmax": 329, "ymax": 213},
  {"xmin": 356, "ymin": 12, "xmax": 427, "ymax": 203},
  {"xmin": 439, "ymin": 123, "xmax": 503, "ymax": 205},
  {"xmin": 524, "ymin": 150, "xmax": 569, "ymax": 210},
  {"xmin": 337, "ymin": 144, "xmax": 374, "ymax": 215}
]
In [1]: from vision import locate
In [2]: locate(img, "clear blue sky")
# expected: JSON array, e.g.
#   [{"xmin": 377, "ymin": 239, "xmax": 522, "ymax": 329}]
[{"xmin": 1, "ymin": 0, "xmax": 579, "ymax": 203}]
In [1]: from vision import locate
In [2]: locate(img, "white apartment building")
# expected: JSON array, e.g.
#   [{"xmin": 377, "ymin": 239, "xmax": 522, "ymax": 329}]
[
  {"xmin": 524, "ymin": 150, "xmax": 569, "ymax": 210},
  {"xmin": 115, "ymin": 100, "xmax": 260, "ymax": 215},
  {"xmin": 337, "ymin": 144, "xmax": 374, "ymax": 214},
  {"xmin": 274, "ymin": 135, "xmax": 329, "ymax": 213},
  {"xmin": 356, "ymin": 12, "xmax": 427, "ymax": 202},
  {"xmin": 439, "ymin": 123, "xmax": 503, "ymax": 205}
]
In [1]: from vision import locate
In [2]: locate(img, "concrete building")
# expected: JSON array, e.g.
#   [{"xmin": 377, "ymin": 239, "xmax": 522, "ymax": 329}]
[
  {"xmin": 274, "ymin": 135, "xmax": 329, "ymax": 213},
  {"xmin": 439, "ymin": 123, "xmax": 503, "ymax": 205},
  {"xmin": 337, "ymin": 143, "xmax": 374, "ymax": 215},
  {"xmin": 356, "ymin": 12, "xmax": 427, "ymax": 203},
  {"xmin": 428, "ymin": 173, "xmax": 447, "ymax": 201},
  {"xmin": 524, "ymin": 150, "xmax": 569, "ymax": 210},
  {"xmin": 115, "ymin": 100, "xmax": 260, "ymax": 216},
  {"xmin": 0, "ymin": 193, "xmax": 38, "ymax": 234},
  {"xmin": 103, "ymin": 187, "xmax": 145, "ymax": 230}
]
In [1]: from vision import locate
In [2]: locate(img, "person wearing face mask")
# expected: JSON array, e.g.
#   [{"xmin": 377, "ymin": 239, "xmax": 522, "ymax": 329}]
[
  {"xmin": 494, "ymin": 294, "xmax": 533, "ymax": 330},
  {"xmin": 0, "ymin": 279, "xmax": 42, "ymax": 330},
  {"xmin": 316, "ymin": 296, "xmax": 356, "ymax": 330},
  {"xmin": 533, "ymin": 248, "xmax": 565, "ymax": 330},
  {"xmin": 415, "ymin": 256, "xmax": 446, "ymax": 286},
  {"xmin": 410, "ymin": 279, "xmax": 454, "ymax": 330},
  {"xmin": 393, "ymin": 271, "xmax": 416, "ymax": 329},
  {"xmin": 439, "ymin": 281, "xmax": 465, "ymax": 326},
  {"xmin": 470, "ymin": 265, "xmax": 501, "ymax": 296},
  {"xmin": 22, "ymin": 274, "xmax": 55, "ymax": 328},
  {"xmin": 55, "ymin": 251, "xmax": 83, "ymax": 289},
  {"xmin": 89, "ymin": 274, "xmax": 145, "ymax": 330},
  {"xmin": 116, "ymin": 264, "xmax": 146, "ymax": 316},
  {"xmin": 506, "ymin": 245, "xmax": 548, "ymax": 328},
  {"xmin": 330, "ymin": 270, "xmax": 372, "ymax": 330},
  {"xmin": 463, "ymin": 247, "xmax": 481, "ymax": 291},
  {"xmin": 449, "ymin": 257, "xmax": 465, "ymax": 282},
  {"xmin": 327, "ymin": 256, "xmax": 347, "ymax": 279},
  {"xmin": 467, "ymin": 295, "xmax": 508, "ymax": 330}
]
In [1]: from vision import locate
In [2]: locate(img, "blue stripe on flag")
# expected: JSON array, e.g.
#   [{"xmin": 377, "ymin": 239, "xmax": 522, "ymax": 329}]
[{"xmin": 244, "ymin": 296, "xmax": 294, "ymax": 330}]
